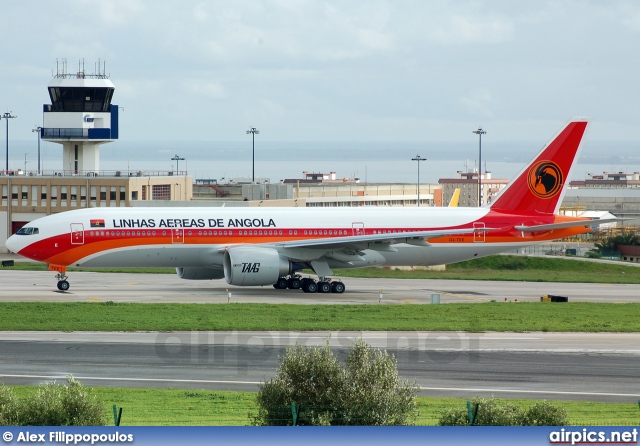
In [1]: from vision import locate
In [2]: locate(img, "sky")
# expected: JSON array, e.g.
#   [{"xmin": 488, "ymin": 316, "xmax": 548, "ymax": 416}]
[{"xmin": 1, "ymin": 1, "xmax": 640, "ymax": 150}]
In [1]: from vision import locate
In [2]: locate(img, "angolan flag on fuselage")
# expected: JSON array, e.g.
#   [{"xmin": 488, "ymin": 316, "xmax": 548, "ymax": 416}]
[{"xmin": 90, "ymin": 219, "xmax": 105, "ymax": 228}]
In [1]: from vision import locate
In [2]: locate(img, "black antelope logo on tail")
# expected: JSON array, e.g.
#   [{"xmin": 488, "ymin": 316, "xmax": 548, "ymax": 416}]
[{"xmin": 527, "ymin": 161, "xmax": 563, "ymax": 199}]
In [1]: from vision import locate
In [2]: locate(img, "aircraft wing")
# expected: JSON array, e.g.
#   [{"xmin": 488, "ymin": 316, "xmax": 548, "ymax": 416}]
[
  {"xmin": 275, "ymin": 227, "xmax": 482, "ymax": 250},
  {"xmin": 514, "ymin": 218, "xmax": 628, "ymax": 232}
]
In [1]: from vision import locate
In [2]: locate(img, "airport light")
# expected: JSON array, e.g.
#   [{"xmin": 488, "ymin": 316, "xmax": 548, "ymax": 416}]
[
  {"xmin": 246, "ymin": 126, "xmax": 259, "ymax": 183},
  {"xmin": 1, "ymin": 112, "xmax": 17, "ymax": 172},
  {"xmin": 473, "ymin": 126, "xmax": 486, "ymax": 206},
  {"xmin": 411, "ymin": 155, "xmax": 427, "ymax": 207},
  {"xmin": 32, "ymin": 126, "xmax": 42, "ymax": 174},
  {"xmin": 171, "ymin": 154, "xmax": 184, "ymax": 174}
]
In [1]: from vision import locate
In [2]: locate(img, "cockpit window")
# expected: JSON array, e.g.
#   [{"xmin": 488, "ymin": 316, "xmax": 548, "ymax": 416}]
[{"xmin": 16, "ymin": 227, "xmax": 39, "ymax": 235}]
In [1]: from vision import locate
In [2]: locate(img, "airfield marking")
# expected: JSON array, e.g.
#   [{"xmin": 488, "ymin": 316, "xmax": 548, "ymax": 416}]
[
  {"xmin": 430, "ymin": 290, "xmax": 491, "ymax": 302},
  {"xmin": 421, "ymin": 386, "xmax": 640, "ymax": 399},
  {"xmin": 0, "ymin": 373, "xmax": 261, "ymax": 386}
]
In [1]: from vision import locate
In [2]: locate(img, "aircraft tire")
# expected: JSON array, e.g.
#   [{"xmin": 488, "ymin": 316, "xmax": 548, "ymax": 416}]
[
  {"xmin": 274, "ymin": 277, "xmax": 288, "ymax": 289},
  {"xmin": 331, "ymin": 282, "xmax": 345, "ymax": 294},
  {"xmin": 57, "ymin": 280, "xmax": 70, "ymax": 291},
  {"xmin": 287, "ymin": 277, "xmax": 302, "ymax": 289},
  {"xmin": 302, "ymin": 280, "xmax": 318, "ymax": 293},
  {"xmin": 317, "ymin": 281, "xmax": 331, "ymax": 293}
]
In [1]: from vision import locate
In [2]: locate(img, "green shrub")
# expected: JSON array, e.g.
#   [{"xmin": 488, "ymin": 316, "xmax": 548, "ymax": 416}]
[
  {"xmin": 1, "ymin": 377, "xmax": 107, "ymax": 426},
  {"xmin": 340, "ymin": 339, "xmax": 418, "ymax": 426},
  {"xmin": 0, "ymin": 385, "xmax": 20, "ymax": 425},
  {"xmin": 519, "ymin": 401, "xmax": 568, "ymax": 426},
  {"xmin": 252, "ymin": 343, "xmax": 344, "ymax": 426},
  {"xmin": 252, "ymin": 339, "xmax": 419, "ymax": 426},
  {"xmin": 439, "ymin": 397, "xmax": 567, "ymax": 426}
]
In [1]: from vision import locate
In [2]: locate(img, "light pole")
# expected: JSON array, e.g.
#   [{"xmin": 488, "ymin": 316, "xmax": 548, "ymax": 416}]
[
  {"xmin": 32, "ymin": 126, "xmax": 42, "ymax": 175},
  {"xmin": 473, "ymin": 126, "xmax": 486, "ymax": 206},
  {"xmin": 411, "ymin": 155, "xmax": 426, "ymax": 207},
  {"xmin": 246, "ymin": 127, "xmax": 259, "ymax": 183},
  {"xmin": 171, "ymin": 154, "xmax": 184, "ymax": 174},
  {"xmin": 1, "ymin": 112, "xmax": 17, "ymax": 172}
]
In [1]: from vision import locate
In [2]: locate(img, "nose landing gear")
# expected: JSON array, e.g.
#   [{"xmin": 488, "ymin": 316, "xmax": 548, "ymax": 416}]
[
  {"xmin": 56, "ymin": 273, "xmax": 70, "ymax": 291},
  {"xmin": 49, "ymin": 264, "xmax": 70, "ymax": 291}
]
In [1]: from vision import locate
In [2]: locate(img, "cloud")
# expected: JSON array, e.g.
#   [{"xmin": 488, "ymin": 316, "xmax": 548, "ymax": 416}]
[
  {"xmin": 2, "ymin": 0, "xmax": 640, "ymax": 142},
  {"xmin": 181, "ymin": 79, "xmax": 227, "ymax": 100},
  {"xmin": 614, "ymin": 2, "xmax": 640, "ymax": 32},
  {"xmin": 429, "ymin": 14, "xmax": 514, "ymax": 44},
  {"xmin": 459, "ymin": 88, "xmax": 495, "ymax": 119},
  {"xmin": 82, "ymin": 0, "xmax": 146, "ymax": 26}
]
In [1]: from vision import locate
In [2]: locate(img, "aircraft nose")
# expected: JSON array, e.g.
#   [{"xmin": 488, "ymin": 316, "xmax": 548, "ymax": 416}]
[{"xmin": 5, "ymin": 234, "xmax": 19, "ymax": 253}]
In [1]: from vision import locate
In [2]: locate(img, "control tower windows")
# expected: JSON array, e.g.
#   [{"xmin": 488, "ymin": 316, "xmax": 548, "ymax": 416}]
[{"xmin": 48, "ymin": 87, "xmax": 114, "ymax": 112}]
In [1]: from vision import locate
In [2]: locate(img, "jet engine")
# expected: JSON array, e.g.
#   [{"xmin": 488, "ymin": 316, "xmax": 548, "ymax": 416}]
[
  {"xmin": 223, "ymin": 246, "xmax": 292, "ymax": 286},
  {"xmin": 176, "ymin": 267, "xmax": 225, "ymax": 280}
]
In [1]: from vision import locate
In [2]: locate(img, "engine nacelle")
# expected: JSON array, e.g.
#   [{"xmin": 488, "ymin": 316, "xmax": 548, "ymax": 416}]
[
  {"xmin": 223, "ymin": 247, "xmax": 292, "ymax": 286},
  {"xmin": 176, "ymin": 267, "xmax": 225, "ymax": 280}
]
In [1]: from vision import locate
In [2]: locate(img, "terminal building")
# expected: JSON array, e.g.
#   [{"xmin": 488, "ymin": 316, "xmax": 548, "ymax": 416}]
[
  {"xmin": 191, "ymin": 172, "xmax": 437, "ymax": 207},
  {"xmin": 563, "ymin": 171, "xmax": 640, "ymax": 224}
]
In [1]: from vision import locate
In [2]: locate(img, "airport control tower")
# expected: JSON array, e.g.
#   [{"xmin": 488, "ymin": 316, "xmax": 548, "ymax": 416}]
[{"xmin": 42, "ymin": 60, "xmax": 119, "ymax": 174}]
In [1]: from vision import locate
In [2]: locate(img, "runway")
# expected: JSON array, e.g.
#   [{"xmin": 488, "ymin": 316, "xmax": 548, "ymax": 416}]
[
  {"xmin": 0, "ymin": 269, "xmax": 639, "ymax": 403},
  {"xmin": 1, "ymin": 269, "xmax": 639, "ymax": 303},
  {"xmin": 0, "ymin": 331, "xmax": 638, "ymax": 402}
]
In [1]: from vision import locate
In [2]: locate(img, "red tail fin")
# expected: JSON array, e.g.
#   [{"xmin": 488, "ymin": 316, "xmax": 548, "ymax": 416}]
[{"xmin": 489, "ymin": 119, "xmax": 588, "ymax": 215}]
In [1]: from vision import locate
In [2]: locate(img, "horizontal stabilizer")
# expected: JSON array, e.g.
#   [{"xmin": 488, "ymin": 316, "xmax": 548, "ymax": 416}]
[{"xmin": 515, "ymin": 218, "xmax": 628, "ymax": 233}]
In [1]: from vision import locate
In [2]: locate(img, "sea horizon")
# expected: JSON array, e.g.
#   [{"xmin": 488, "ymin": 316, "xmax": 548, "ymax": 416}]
[{"xmin": 4, "ymin": 139, "xmax": 640, "ymax": 185}]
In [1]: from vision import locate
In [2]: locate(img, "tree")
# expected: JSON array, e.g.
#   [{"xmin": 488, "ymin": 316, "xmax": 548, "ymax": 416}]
[
  {"xmin": 614, "ymin": 232, "xmax": 640, "ymax": 246},
  {"xmin": 340, "ymin": 339, "xmax": 418, "ymax": 425},
  {"xmin": 252, "ymin": 343, "xmax": 344, "ymax": 426},
  {"xmin": 589, "ymin": 231, "xmax": 640, "ymax": 258},
  {"xmin": 252, "ymin": 339, "xmax": 419, "ymax": 426}
]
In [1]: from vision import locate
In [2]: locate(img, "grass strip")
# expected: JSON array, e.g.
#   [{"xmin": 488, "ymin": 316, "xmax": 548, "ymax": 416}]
[
  {"xmin": 0, "ymin": 301, "xmax": 638, "ymax": 332},
  {"xmin": 8, "ymin": 386, "xmax": 639, "ymax": 426}
]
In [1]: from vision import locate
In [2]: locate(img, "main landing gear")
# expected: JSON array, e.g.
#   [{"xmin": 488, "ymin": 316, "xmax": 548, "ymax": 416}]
[
  {"xmin": 56, "ymin": 273, "xmax": 70, "ymax": 291},
  {"xmin": 273, "ymin": 274, "xmax": 346, "ymax": 294}
]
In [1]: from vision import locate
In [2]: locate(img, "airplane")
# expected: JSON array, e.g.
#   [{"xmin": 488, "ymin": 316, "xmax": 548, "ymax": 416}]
[{"xmin": 5, "ymin": 119, "xmax": 619, "ymax": 293}]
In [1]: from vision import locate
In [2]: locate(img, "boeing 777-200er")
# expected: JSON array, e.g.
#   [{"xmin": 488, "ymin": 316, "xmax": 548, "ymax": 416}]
[{"xmin": 5, "ymin": 119, "xmax": 618, "ymax": 293}]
